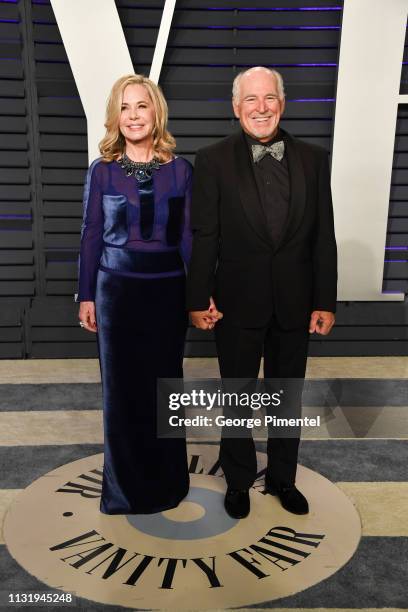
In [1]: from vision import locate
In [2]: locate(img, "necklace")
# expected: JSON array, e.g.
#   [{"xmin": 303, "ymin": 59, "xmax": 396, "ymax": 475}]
[{"xmin": 118, "ymin": 153, "xmax": 160, "ymax": 182}]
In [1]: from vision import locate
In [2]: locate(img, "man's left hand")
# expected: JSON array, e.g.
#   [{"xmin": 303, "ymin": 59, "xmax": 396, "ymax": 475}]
[{"xmin": 309, "ymin": 310, "xmax": 335, "ymax": 335}]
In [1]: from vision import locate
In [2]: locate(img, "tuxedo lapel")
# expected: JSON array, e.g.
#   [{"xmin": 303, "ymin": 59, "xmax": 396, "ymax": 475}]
[
  {"xmin": 275, "ymin": 129, "xmax": 306, "ymax": 251},
  {"xmin": 233, "ymin": 131, "xmax": 272, "ymax": 247}
]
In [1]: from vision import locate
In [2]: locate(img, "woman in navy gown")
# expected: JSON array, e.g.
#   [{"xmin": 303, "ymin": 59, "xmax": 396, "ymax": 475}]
[{"xmin": 77, "ymin": 74, "xmax": 192, "ymax": 514}]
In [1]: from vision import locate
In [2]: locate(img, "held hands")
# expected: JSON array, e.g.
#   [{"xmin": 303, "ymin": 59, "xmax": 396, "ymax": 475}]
[
  {"xmin": 190, "ymin": 297, "xmax": 223, "ymax": 331},
  {"xmin": 309, "ymin": 310, "xmax": 335, "ymax": 335},
  {"xmin": 78, "ymin": 301, "xmax": 97, "ymax": 333}
]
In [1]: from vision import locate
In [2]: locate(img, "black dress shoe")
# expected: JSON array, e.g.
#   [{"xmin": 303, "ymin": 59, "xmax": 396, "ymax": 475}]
[
  {"xmin": 224, "ymin": 488, "xmax": 250, "ymax": 519},
  {"xmin": 265, "ymin": 481, "xmax": 309, "ymax": 515}
]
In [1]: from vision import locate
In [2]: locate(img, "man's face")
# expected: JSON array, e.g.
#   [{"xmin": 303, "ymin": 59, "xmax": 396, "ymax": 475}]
[{"xmin": 233, "ymin": 71, "xmax": 285, "ymax": 142}]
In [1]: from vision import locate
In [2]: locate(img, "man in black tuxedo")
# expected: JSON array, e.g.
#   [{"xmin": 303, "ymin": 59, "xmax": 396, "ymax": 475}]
[{"xmin": 187, "ymin": 67, "xmax": 337, "ymax": 519}]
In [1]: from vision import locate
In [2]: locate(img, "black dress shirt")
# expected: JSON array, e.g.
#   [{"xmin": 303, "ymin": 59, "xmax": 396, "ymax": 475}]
[{"xmin": 245, "ymin": 129, "xmax": 290, "ymax": 245}]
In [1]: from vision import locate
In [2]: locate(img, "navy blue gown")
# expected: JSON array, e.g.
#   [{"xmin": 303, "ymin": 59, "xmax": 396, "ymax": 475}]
[{"xmin": 78, "ymin": 157, "xmax": 192, "ymax": 514}]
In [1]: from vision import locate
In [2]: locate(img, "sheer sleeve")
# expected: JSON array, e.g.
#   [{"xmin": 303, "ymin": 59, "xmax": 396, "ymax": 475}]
[
  {"xmin": 179, "ymin": 161, "xmax": 193, "ymax": 266},
  {"xmin": 77, "ymin": 160, "xmax": 104, "ymax": 302}
]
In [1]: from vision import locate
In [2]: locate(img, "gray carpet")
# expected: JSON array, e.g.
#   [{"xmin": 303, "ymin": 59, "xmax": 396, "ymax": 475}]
[
  {"xmin": 1, "ymin": 440, "xmax": 407, "ymax": 489},
  {"xmin": 0, "ymin": 384, "xmax": 102, "ymax": 411},
  {"xmin": 1, "ymin": 379, "xmax": 408, "ymax": 411}
]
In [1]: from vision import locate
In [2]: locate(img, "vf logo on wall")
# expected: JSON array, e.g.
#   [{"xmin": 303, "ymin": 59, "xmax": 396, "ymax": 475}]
[{"xmin": 4, "ymin": 445, "xmax": 361, "ymax": 609}]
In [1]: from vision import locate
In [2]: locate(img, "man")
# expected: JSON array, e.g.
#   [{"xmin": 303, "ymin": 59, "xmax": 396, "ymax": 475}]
[{"xmin": 187, "ymin": 66, "xmax": 337, "ymax": 519}]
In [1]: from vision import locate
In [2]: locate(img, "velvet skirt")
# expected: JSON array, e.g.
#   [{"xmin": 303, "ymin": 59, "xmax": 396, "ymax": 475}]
[{"xmin": 95, "ymin": 268, "xmax": 190, "ymax": 514}]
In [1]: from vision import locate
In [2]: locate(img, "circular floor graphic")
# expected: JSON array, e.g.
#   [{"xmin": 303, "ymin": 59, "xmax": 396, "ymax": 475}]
[{"xmin": 4, "ymin": 444, "xmax": 361, "ymax": 610}]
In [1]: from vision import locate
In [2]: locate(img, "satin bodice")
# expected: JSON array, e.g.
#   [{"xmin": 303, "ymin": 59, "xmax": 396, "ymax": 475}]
[{"xmin": 77, "ymin": 156, "xmax": 193, "ymax": 301}]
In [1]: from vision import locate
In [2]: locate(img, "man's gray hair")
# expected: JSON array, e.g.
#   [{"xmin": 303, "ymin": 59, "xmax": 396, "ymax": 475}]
[{"xmin": 232, "ymin": 67, "xmax": 285, "ymax": 102}]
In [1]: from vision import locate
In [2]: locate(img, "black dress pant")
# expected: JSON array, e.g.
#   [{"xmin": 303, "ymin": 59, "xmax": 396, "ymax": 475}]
[{"xmin": 215, "ymin": 315, "xmax": 309, "ymax": 490}]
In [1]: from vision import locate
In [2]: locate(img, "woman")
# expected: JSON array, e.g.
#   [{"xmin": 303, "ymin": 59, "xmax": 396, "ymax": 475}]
[{"xmin": 77, "ymin": 74, "xmax": 192, "ymax": 514}]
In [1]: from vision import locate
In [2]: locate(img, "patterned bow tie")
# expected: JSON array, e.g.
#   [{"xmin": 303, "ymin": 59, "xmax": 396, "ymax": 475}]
[{"xmin": 252, "ymin": 141, "xmax": 285, "ymax": 164}]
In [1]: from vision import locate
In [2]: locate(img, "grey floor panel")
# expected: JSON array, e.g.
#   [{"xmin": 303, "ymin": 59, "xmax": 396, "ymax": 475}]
[
  {"xmin": 1, "ymin": 380, "xmax": 408, "ymax": 412},
  {"xmin": 298, "ymin": 439, "xmax": 408, "ymax": 482},
  {"xmin": 1, "ymin": 440, "xmax": 407, "ymax": 489},
  {"xmin": 0, "ymin": 384, "xmax": 102, "ymax": 411},
  {"xmin": 0, "ymin": 445, "xmax": 104, "ymax": 488}
]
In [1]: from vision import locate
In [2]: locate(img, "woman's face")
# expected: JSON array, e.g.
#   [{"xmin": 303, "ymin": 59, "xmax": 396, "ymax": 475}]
[{"xmin": 119, "ymin": 84, "xmax": 156, "ymax": 146}]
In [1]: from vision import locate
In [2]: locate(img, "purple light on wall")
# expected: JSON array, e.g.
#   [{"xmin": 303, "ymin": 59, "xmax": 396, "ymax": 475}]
[
  {"xmin": 287, "ymin": 25, "xmax": 340, "ymax": 29},
  {"xmin": 242, "ymin": 6, "xmax": 342, "ymax": 10},
  {"xmin": 206, "ymin": 97, "xmax": 335, "ymax": 102},
  {"xmin": 205, "ymin": 44, "xmax": 338, "ymax": 49},
  {"xmin": 206, "ymin": 6, "xmax": 342, "ymax": 10},
  {"xmin": 230, "ymin": 25, "xmax": 340, "ymax": 30},
  {"xmin": 280, "ymin": 63, "xmax": 337, "ymax": 67},
  {"xmin": 0, "ymin": 215, "xmax": 31, "ymax": 220},
  {"xmin": 204, "ymin": 62, "xmax": 336, "ymax": 67},
  {"xmin": 122, "ymin": 23, "xmax": 336, "ymax": 32},
  {"xmin": 384, "ymin": 259, "xmax": 407, "ymax": 263},
  {"xmin": 289, "ymin": 98, "xmax": 335, "ymax": 102},
  {"xmin": 385, "ymin": 246, "xmax": 408, "ymax": 250},
  {"xmin": 225, "ymin": 63, "xmax": 337, "ymax": 67},
  {"xmin": 0, "ymin": 19, "xmax": 19, "ymax": 23},
  {"xmin": 190, "ymin": 25, "xmax": 340, "ymax": 30}
]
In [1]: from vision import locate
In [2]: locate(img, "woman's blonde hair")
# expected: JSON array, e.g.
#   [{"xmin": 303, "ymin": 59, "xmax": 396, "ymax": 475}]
[{"xmin": 99, "ymin": 74, "xmax": 176, "ymax": 162}]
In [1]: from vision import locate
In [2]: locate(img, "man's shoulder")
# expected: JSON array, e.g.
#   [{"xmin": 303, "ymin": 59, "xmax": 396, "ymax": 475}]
[
  {"xmin": 287, "ymin": 132, "xmax": 328, "ymax": 161},
  {"xmin": 196, "ymin": 132, "xmax": 240, "ymax": 159}
]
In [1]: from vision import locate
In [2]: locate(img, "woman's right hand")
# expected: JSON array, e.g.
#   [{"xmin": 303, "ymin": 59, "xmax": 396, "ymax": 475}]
[{"xmin": 78, "ymin": 301, "xmax": 97, "ymax": 333}]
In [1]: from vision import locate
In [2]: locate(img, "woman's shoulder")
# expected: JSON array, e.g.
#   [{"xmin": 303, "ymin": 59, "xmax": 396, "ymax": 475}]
[
  {"xmin": 87, "ymin": 158, "xmax": 116, "ymax": 184},
  {"xmin": 171, "ymin": 155, "xmax": 193, "ymax": 178},
  {"xmin": 172, "ymin": 155, "xmax": 192, "ymax": 169},
  {"xmin": 88, "ymin": 157, "xmax": 113, "ymax": 172}
]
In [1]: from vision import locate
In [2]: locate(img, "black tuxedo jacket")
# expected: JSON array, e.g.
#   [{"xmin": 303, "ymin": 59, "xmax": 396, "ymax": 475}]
[{"xmin": 186, "ymin": 129, "xmax": 337, "ymax": 329}]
